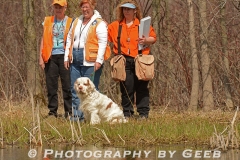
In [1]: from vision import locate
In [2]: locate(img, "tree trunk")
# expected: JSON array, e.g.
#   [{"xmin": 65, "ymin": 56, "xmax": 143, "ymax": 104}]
[
  {"xmin": 199, "ymin": 0, "xmax": 214, "ymax": 111},
  {"xmin": 23, "ymin": 0, "xmax": 40, "ymax": 95},
  {"xmin": 42, "ymin": 0, "xmax": 49, "ymax": 16},
  {"xmin": 220, "ymin": 1, "xmax": 234, "ymax": 110},
  {"xmin": 187, "ymin": 0, "xmax": 199, "ymax": 111},
  {"xmin": 165, "ymin": 0, "xmax": 174, "ymax": 108}
]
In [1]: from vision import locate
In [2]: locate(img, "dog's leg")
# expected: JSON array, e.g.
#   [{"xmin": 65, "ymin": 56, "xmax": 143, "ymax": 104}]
[{"xmin": 90, "ymin": 110, "xmax": 101, "ymax": 125}]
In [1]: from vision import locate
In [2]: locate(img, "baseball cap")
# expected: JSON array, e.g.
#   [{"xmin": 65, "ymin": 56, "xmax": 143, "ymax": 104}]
[
  {"xmin": 52, "ymin": 0, "xmax": 67, "ymax": 6},
  {"xmin": 120, "ymin": 3, "xmax": 136, "ymax": 9}
]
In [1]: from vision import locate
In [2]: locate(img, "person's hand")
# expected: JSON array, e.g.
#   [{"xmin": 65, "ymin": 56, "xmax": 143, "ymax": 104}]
[
  {"xmin": 138, "ymin": 35, "xmax": 147, "ymax": 45},
  {"xmin": 64, "ymin": 61, "xmax": 70, "ymax": 70},
  {"xmin": 39, "ymin": 58, "xmax": 45, "ymax": 70},
  {"xmin": 39, "ymin": 63, "xmax": 45, "ymax": 70},
  {"xmin": 94, "ymin": 62, "xmax": 102, "ymax": 71},
  {"xmin": 138, "ymin": 35, "xmax": 155, "ymax": 45}
]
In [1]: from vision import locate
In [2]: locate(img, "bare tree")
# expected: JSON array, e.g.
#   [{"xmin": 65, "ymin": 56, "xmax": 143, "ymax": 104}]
[
  {"xmin": 2, "ymin": 0, "xmax": 240, "ymax": 112},
  {"xmin": 199, "ymin": 0, "xmax": 214, "ymax": 111},
  {"xmin": 187, "ymin": 0, "xmax": 199, "ymax": 111},
  {"xmin": 23, "ymin": 0, "xmax": 40, "ymax": 95},
  {"xmin": 220, "ymin": 1, "xmax": 234, "ymax": 110}
]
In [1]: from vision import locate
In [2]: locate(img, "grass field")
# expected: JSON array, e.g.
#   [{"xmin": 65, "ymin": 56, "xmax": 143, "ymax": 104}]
[{"xmin": 0, "ymin": 102, "xmax": 239, "ymax": 150}]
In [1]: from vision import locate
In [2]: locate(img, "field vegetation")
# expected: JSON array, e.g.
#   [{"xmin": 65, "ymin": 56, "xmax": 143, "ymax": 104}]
[
  {"xmin": 0, "ymin": 103, "xmax": 239, "ymax": 150},
  {"xmin": 1, "ymin": 0, "xmax": 240, "ymax": 152}
]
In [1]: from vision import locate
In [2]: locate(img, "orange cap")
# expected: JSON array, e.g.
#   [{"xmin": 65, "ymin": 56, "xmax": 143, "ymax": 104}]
[{"xmin": 52, "ymin": 0, "xmax": 67, "ymax": 6}]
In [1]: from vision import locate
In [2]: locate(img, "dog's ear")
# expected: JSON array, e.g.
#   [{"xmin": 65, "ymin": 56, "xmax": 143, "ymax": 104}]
[
  {"xmin": 74, "ymin": 79, "xmax": 78, "ymax": 91},
  {"xmin": 86, "ymin": 79, "xmax": 90, "ymax": 85},
  {"xmin": 87, "ymin": 79, "xmax": 95, "ymax": 90}
]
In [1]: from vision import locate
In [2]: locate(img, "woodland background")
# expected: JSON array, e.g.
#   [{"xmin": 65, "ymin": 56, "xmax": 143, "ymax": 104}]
[{"xmin": 1, "ymin": 0, "xmax": 240, "ymax": 112}]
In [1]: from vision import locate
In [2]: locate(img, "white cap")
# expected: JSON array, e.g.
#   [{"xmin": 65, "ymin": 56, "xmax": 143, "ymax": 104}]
[{"xmin": 120, "ymin": 3, "xmax": 136, "ymax": 9}]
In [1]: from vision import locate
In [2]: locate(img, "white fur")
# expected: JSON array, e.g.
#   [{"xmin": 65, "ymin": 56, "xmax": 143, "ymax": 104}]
[{"xmin": 74, "ymin": 77, "xmax": 127, "ymax": 125}]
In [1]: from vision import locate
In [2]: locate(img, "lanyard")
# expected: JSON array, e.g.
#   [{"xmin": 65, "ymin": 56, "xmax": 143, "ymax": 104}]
[{"xmin": 77, "ymin": 18, "xmax": 91, "ymax": 49}]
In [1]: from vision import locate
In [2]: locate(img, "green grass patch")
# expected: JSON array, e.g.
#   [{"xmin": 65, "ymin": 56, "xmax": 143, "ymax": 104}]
[{"xmin": 0, "ymin": 105, "xmax": 239, "ymax": 148}]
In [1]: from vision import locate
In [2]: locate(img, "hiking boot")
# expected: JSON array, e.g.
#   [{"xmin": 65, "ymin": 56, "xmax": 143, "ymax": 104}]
[
  {"xmin": 48, "ymin": 112, "xmax": 58, "ymax": 118},
  {"xmin": 64, "ymin": 112, "xmax": 72, "ymax": 119},
  {"xmin": 137, "ymin": 116, "xmax": 148, "ymax": 121}
]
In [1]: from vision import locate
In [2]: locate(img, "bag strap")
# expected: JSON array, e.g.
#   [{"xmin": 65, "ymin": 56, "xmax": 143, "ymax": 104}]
[
  {"xmin": 117, "ymin": 24, "xmax": 122, "ymax": 55},
  {"xmin": 137, "ymin": 26, "xmax": 143, "ymax": 55},
  {"xmin": 138, "ymin": 50, "xmax": 143, "ymax": 55}
]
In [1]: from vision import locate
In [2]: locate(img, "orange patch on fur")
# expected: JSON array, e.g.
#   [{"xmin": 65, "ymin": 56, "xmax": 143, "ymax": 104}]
[
  {"xmin": 106, "ymin": 102, "xmax": 112, "ymax": 110},
  {"xmin": 84, "ymin": 79, "xmax": 90, "ymax": 86}
]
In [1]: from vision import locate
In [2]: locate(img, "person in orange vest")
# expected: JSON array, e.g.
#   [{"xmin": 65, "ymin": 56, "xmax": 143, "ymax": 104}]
[
  {"xmin": 108, "ymin": 0, "xmax": 157, "ymax": 120},
  {"xmin": 39, "ymin": 0, "xmax": 72, "ymax": 118},
  {"xmin": 64, "ymin": 0, "xmax": 108, "ymax": 121}
]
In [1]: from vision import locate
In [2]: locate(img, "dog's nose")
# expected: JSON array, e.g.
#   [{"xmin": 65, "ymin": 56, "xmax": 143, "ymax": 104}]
[{"xmin": 79, "ymin": 86, "xmax": 83, "ymax": 89}]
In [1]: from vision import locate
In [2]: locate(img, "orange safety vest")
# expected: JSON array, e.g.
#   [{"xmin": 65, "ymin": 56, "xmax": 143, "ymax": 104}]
[
  {"xmin": 41, "ymin": 16, "xmax": 72, "ymax": 63},
  {"xmin": 68, "ymin": 18, "xmax": 111, "ymax": 62}
]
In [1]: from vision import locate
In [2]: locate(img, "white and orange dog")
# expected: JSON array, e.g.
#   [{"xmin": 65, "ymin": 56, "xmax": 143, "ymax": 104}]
[{"xmin": 74, "ymin": 77, "xmax": 127, "ymax": 125}]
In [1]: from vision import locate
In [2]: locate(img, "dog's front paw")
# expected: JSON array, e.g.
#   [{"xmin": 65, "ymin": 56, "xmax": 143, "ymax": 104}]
[
  {"xmin": 90, "ymin": 120, "xmax": 100, "ymax": 125},
  {"xmin": 110, "ymin": 117, "xmax": 128, "ymax": 124}
]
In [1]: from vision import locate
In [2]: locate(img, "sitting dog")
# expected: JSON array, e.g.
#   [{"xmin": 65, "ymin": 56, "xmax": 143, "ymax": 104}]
[{"xmin": 74, "ymin": 77, "xmax": 127, "ymax": 125}]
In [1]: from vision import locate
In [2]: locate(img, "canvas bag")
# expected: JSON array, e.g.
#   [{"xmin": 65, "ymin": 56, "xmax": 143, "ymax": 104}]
[
  {"xmin": 110, "ymin": 55, "xmax": 126, "ymax": 81},
  {"xmin": 135, "ymin": 52, "xmax": 154, "ymax": 81},
  {"xmin": 110, "ymin": 25, "xmax": 126, "ymax": 81},
  {"xmin": 135, "ymin": 23, "xmax": 155, "ymax": 81}
]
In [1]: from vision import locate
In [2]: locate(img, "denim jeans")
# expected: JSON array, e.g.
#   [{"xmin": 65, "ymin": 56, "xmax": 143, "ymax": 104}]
[{"xmin": 70, "ymin": 48, "xmax": 103, "ymax": 121}]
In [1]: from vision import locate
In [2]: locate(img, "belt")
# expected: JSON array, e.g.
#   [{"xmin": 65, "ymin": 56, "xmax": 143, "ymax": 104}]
[{"xmin": 73, "ymin": 48, "xmax": 84, "ymax": 51}]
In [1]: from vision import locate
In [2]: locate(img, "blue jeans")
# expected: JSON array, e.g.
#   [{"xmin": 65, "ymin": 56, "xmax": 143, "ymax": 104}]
[{"xmin": 70, "ymin": 48, "xmax": 103, "ymax": 121}]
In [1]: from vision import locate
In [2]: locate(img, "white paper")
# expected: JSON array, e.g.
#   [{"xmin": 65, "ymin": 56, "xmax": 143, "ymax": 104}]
[{"xmin": 138, "ymin": 16, "xmax": 151, "ymax": 50}]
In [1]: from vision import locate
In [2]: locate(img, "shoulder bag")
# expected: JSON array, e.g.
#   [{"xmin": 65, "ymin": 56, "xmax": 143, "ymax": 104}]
[
  {"xmin": 135, "ymin": 51, "xmax": 154, "ymax": 81},
  {"xmin": 134, "ymin": 25, "xmax": 154, "ymax": 81},
  {"xmin": 110, "ymin": 24, "xmax": 126, "ymax": 81}
]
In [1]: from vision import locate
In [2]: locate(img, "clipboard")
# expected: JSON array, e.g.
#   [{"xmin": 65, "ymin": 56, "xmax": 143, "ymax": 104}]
[{"xmin": 138, "ymin": 16, "xmax": 151, "ymax": 50}]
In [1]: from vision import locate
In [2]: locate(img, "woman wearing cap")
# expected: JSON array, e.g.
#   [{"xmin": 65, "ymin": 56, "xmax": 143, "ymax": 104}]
[
  {"xmin": 108, "ymin": 0, "xmax": 157, "ymax": 120},
  {"xmin": 39, "ymin": 0, "xmax": 72, "ymax": 118},
  {"xmin": 64, "ymin": 0, "xmax": 108, "ymax": 121}
]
